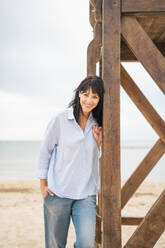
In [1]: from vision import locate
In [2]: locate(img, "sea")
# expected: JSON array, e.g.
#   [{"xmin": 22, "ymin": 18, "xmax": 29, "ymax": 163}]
[{"xmin": 0, "ymin": 140, "xmax": 164, "ymax": 182}]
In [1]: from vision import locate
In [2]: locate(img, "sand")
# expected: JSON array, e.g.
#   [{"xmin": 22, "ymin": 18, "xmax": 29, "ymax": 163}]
[{"xmin": 0, "ymin": 180, "xmax": 164, "ymax": 248}]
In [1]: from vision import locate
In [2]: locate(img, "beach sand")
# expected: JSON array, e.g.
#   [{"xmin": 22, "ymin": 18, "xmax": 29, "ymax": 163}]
[{"xmin": 0, "ymin": 180, "xmax": 164, "ymax": 248}]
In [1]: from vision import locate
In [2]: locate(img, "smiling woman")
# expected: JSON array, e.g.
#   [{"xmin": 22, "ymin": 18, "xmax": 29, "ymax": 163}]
[{"xmin": 37, "ymin": 75, "xmax": 105, "ymax": 248}]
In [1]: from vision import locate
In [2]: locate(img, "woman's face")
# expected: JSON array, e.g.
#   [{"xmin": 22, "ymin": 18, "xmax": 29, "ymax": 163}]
[{"xmin": 79, "ymin": 88, "xmax": 100, "ymax": 114}]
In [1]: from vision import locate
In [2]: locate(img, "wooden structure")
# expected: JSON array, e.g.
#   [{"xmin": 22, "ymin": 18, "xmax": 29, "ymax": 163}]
[{"xmin": 87, "ymin": 1, "xmax": 165, "ymax": 247}]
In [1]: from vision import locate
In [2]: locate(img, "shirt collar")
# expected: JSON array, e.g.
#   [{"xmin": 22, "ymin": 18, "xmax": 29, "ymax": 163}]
[{"xmin": 67, "ymin": 106, "xmax": 94, "ymax": 121}]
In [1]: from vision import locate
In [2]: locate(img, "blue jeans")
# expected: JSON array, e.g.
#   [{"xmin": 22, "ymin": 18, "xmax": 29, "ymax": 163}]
[{"xmin": 43, "ymin": 193, "xmax": 96, "ymax": 248}]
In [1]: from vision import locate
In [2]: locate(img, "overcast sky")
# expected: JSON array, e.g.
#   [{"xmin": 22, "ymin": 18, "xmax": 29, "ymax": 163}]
[{"xmin": 0, "ymin": 0, "xmax": 164, "ymax": 141}]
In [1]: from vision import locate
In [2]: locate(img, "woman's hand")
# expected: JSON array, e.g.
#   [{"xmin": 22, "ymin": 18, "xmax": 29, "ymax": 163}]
[
  {"xmin": 92, "ymin": 123, "xmax": 102, "ymax": 149},
  {"xmin": 40, "ymin": 179, "xmax": 54, "ymax": 199}
]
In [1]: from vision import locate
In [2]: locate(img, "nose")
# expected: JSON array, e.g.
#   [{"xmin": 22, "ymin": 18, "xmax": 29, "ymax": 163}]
[{"xmin": 86, "ymin": 97, "xmax": 92, "ymax": 104}]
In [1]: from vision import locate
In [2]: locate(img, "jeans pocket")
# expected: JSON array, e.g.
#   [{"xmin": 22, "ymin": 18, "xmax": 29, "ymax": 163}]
[{"xmin": 88, "ymin": 195, "xmax": 96, "ymax": 204}]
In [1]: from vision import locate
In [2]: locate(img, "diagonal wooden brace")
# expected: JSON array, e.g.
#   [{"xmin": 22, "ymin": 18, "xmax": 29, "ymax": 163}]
[
  {"xmin": 121, "ymin": 65, "xmax": 165, "ymax": 143},
  {"xmin": 121, "ymin": 139, "xmax": 165, "ymax": 208},
  {"xmin": 124, "ymin": 190, "xmax": 165, "ymax": 248},
  {"xmin": 121, "ymin": 16, "xmax": 165, "ymax": 94}
]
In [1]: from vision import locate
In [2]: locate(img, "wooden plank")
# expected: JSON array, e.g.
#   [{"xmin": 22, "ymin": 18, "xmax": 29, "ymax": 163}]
[
  {"xmin": 121, "ymin": 139, "xmax": 165, "ymax": 208},
  {"xmin": 96, "ymin": 210, "xmax": 102, "ymax": 244},
  {"xmin": 89, "ymin": 2, "xmax": 95, "ymax": 28},
  {"xmin": 95, "ymin": 60, "xmax": 103, "ymax": 248},
  {"xmin": 147, "ymin": 16, "xmax": 165, "ymax": 41},
  {"xmin": 87, "ymin": 1, "xmax": 102, "ymax": 76},
  {"xmin": 124, "ymin": 190, "xmax": 165, "ymax": 248},
  {"xmin": 120, "ymin": 65, "xmax": 165, "ymax": 142},
  {"xmin": 87, "ymin": 40, "xmax": 98, "ymax": 75},
  {"xmin": 121, "ymin": 42, "xmax": 165, "ymax": 61},
  {"xmin": 102, "ymin": 0, "xmax": 121, "ymax": 247},
  {"xmin": 122, "ymin": 217, "xmax": 143, "ymax": 226},
  {"xmin": 96, "ymin": 214, "xmax": 143, "ymax": 227},
  {"xmin": 121, "ymin": 16, "xmax": 165, "ymax": 94},
  {"xmin": 137, "ymin": 16, "xmax": 155, "ymax": 37},
  {"xmin": 122, "ymin": 0, "xmax": 165, "ymax": 13},
  {"xmin": 123, "ymin": 12, "xmax": 165, "ymax": 17},
  {"xmin": 159, "ymin": 30, "xmax": 165, "ymax": 43}
]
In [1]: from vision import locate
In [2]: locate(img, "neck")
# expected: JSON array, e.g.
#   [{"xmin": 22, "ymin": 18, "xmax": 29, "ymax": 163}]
[{"xmin": 80, "ymin": 110, "xmax": 90, "ymax": 119}]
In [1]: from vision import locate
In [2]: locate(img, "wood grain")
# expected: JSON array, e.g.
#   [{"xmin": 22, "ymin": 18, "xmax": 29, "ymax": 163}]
[
  {"xmin": 102, "ymin": 0, "xmax": 121, "ymax": 247},
  {"xmin": 122, "ymin": 0, "xmax": 165, "ymax": 13},
  {"xmin": 124, "ymin": 190, "xmax": 165, "ymax": 248},
  {"xmin": 121, "ymin": 139, "xmax": 165, "ymax": 208},
  {"xmin": 120, "ymin": 65, "xmax": 165, "ymax": 142},
  {"xmin": 121, "ymin": 16, "xmax": 165, "ymax": 94}
]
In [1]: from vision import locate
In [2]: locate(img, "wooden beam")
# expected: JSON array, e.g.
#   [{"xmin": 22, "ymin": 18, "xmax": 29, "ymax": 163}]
[
  {"xmin": 120, "ymin": 65, "xmax": 165, "ymax": 143},
  {"xmin": 122, "ymin": 217, "xmax": 143, "ymax": 226},
  {"xmin": 87, "ymin": 1, "xmax": 102, "ymax": 76},
  {"xmin": 121, "ymin": 42, "xmax": 165, "ymax": 61},
  {"xmin": 124, "ymin": 190, "xmax": 165, "ymax": 248},
  {"xmin": 95, "ymin": 60, "xmax": 103, "ymax": 248},
  {"xmin": 96, "ymin": 214, "xmax": 143, "ymax": 227},
  {"xmin": 96, "ymin": 210, "xmax": 102, "ymax": 244},
  {"xmin": 121, "ymin": 16, "xmax": 165, "ymax": 94},
  {"xmin": 122, "ymin": 0, "xmax": 165, "ymax": 13},
  {"xmin": 102, "ymin": 0, "xmax": 121, "ymax": 247},
  {"xmin": 121, "ymin": 139, "xmax": 165, "ymax": 209}
]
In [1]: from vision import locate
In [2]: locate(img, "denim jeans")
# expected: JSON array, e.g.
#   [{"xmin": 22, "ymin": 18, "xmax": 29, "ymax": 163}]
[{"xmin": 43, "ymin": 193, "xmax": 96, "ymax": 248}]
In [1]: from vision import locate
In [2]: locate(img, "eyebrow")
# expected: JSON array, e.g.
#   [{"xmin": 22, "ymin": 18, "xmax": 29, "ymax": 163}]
[{"xmin": 83, "ymin": 91, "xmax": 99, "ymax": 96}]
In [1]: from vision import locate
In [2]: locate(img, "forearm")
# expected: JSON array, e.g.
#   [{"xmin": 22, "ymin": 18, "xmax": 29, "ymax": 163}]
[{"xmin": 40, "ymin": 179, "xmax": 47, "ymax": 190}]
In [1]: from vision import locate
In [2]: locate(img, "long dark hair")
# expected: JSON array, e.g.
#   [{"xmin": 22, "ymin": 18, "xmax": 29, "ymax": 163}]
[{"xmin": 68, "ymin": 76, "xmax": 105, "ymax": 126}]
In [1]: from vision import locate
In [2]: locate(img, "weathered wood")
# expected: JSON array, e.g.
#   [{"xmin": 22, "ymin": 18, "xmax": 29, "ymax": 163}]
[
  {"xmin": 158, "ymin": 30, "xmax": 165, "ymax": 43},
  {"xmin": 90, "ymin": 0, "xmax": 102, "ymax": 23},
  {"xmin": 87, "ymin": 38, "xmax": 100, "ymax": 75},
  {"xmin": 95, "ymin": 210, "xmax": 102, "ymax": 245},
  {"xmin": 96, "ymin": 214, "xmax": 143, "ymax": 227},
  {"xmin": 122, "ymin": 0, "xmax": 165, "ymax": 13},
  {"xmin": 121, "ymin": 42, "xmax": 165, "ymax": 61},
  {"xmin": 87, "ymin": 1, "xmax": 102, "ymax": 76},
  {"xmin": 137, "ymin": 16, "xmax": 155, "ymax": 36},
  {"xmin": 120, "ymin": 65, "xmax": 165, "ymax": 143},
  {"xmin": 122, "ymin": 12, "xmax": 165, "ymax": 17},
  {"xmin": 122, "ymin": 217, "xmax": 143, "ymax": 226},
  {"xmin": 95, "ymin": 60, "xmax": 103, "ymax": 248},
  {"xmin": 146, "ymin": 16, "xmax": 165, "ymax": 42},
  {"xmin": 102, "ymin": 0, "xmax": 121, "ymax": 247},
  {"xmin": 90, "ymin": 2, "xmax": 95, "ymax": 28},
  {"xmin": 121, "ymin": 139, "xmax": 165, "ymax": 208},
  {"xmin": 121, "ymin": 16, "xmax": 165, "ymax": 94},
  {"xmin": 124, "ymin": 190, "xmax": 165, "ymax": 248}
]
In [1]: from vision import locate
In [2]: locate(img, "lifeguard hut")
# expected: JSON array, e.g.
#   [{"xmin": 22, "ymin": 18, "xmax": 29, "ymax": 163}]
[{"xmin": 87, "ymin": 1, "xmax": 165, "ymax": 247}]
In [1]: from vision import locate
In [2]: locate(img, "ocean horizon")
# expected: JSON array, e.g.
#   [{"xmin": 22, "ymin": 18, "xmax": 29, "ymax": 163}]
[{"xmin": 0, "ymin": 140, "xmax": 164, "ymax": 182}]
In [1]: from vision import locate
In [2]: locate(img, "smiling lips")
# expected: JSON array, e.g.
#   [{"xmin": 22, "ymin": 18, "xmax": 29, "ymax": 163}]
[{"xmin": 84, "ymin": 105, "xmax": 92, "ymax": 108}]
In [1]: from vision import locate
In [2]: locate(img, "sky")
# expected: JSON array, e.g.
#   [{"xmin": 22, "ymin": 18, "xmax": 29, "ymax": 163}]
[{"xmin": 0, "ymin": 0, "xmax": 164, "ymax": 141}]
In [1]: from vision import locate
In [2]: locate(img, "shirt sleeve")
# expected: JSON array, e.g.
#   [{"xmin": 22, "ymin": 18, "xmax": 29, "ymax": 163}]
[
  {"xmin": 36, "ymin": 115, "xmax": 59, "ymax": 179},
  {"xmin": 98, "ymin": 146, "xmax": 102, "ymax": 159}
]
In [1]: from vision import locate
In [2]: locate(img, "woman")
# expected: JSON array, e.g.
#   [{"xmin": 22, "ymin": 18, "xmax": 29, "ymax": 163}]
[{"xmin": 37, "ymin": 75, "xmax": 104, "ymax": 248}]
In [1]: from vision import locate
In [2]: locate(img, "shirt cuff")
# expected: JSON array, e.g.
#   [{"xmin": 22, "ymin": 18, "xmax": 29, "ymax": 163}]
[{"xmin": 36, "ymin": 168, "xmax": 48, "ymax": 179}]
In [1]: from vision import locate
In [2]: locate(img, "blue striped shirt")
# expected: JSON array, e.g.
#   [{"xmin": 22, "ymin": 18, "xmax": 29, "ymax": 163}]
[{"xmin": 36, "ymin": 106, "xmax": 101, "ymax": 199}]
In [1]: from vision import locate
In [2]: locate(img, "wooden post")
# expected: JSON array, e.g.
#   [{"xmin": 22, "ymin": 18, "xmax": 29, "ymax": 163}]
[{"xmin": 102, "ymin": 0, "xmax": 121, "ymax": 247}]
